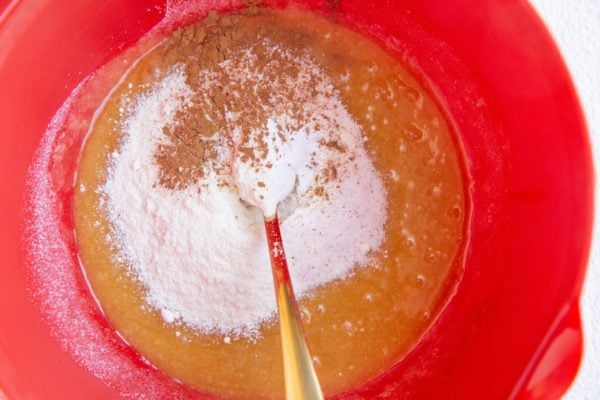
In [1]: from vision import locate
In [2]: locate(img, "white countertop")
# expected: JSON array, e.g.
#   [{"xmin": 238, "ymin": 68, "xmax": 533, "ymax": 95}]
[{"xmin": 527, "ymin": 1, "xmax": 600, "ymax": 398}]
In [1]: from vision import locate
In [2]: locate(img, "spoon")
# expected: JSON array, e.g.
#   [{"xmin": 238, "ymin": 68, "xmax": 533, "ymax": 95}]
[
  {"xmin": 264, "ymin": 212, "xmax": 324, "ymax": 400},
  {"xmin": 229, "ymin": 121, "xmax": 323, "ymax": 398}
]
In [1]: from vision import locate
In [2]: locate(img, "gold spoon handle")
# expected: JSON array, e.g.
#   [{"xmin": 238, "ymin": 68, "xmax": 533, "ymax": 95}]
[{"xmin": 264, "ymin": 215, "xmax": 324, "ymax": 400}]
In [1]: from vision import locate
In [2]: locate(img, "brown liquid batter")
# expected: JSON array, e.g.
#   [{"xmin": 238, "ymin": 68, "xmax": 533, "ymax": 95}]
[{"xmin": 73, "ymin": 9, "xmax": 467, "ymax": 399}]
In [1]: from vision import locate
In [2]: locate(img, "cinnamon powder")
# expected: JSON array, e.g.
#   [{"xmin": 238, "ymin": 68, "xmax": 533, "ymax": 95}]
[{"xmin": 155, "ymin": 10, "xmax": 348, "ymax": 193}]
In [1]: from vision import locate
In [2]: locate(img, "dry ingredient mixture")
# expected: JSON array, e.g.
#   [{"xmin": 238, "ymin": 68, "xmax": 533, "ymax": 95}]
[
  {"xmin": 65, "ymin": 8, "xmax": 468, "ymax": 399},
  {"xmin": 103, "ymin": 12, "xmax": 387, "ymax": 336}
]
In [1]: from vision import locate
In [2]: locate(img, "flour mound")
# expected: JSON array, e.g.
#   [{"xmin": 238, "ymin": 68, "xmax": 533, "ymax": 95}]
[{"xmin": 103, "ymin": 61, "xmax": 387, "ymax": 337}]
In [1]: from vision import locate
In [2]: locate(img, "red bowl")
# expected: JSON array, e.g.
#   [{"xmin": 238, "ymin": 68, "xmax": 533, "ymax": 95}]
[{"xmin": 0, "ymin": 0, "xmax": 594, "ymax": 399}]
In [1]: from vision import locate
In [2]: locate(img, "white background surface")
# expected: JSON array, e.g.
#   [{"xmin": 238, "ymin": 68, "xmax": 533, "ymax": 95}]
[{"xmin": 527, "ymin": 1, "xmax": 600, "ymax": 399}]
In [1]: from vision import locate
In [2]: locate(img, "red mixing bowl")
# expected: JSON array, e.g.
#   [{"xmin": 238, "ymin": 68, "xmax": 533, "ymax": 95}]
[{"xmin": 0, "ymin": 0, "xmax": 594, "ymax": 399}]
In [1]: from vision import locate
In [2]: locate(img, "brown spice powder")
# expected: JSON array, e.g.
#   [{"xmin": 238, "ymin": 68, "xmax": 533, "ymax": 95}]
[{"xmin": 154, "ymin": 9, "xmax": 349, "ymax": 193}]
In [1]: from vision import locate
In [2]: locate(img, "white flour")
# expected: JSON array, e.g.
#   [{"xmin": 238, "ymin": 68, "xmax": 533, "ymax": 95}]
[{"xmin": 102, "ymin": 57, "xmax": 387, "ymax": 337}]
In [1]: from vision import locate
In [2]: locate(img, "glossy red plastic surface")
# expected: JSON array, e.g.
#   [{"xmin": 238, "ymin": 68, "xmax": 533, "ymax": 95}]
[{"xmin": 0, "ymin": 0, "xmax": 594, "ymax": 399}]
